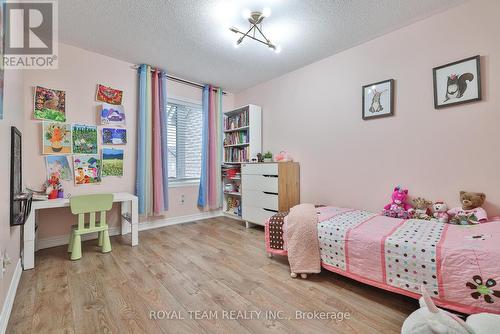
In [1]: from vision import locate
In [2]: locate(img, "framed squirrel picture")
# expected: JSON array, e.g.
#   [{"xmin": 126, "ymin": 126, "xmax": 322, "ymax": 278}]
[
  {"xmin": 362, "ymin": 79, "xmax": 394, "ymax": 120},
  {"xmin": 433, "ymin": 55, "xmax": 481, "ymax": 109}
]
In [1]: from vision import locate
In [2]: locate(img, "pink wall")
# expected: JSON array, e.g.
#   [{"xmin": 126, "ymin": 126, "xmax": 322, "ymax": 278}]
[
  {"xmin": 0, "ymin": 69, "xmax": 24, "ymax": 314},
  {"xmin": 23, "ymin": 43, "xmax": 234, "ymax": 239},
  {"xmin": 234, "ymin": 0, "xmax": 500, "ymax": 216}
]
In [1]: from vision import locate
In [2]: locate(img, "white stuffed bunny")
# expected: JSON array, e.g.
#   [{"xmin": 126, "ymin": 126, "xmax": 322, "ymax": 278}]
[{"xmin": 401, "ymin": 287, "xmax": 500, "ymax": 334}]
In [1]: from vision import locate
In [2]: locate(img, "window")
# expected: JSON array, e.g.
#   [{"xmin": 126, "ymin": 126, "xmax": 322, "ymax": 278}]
[{"xmin": 167, "ymin": 101, "xmax": 203, "ymax": 183}]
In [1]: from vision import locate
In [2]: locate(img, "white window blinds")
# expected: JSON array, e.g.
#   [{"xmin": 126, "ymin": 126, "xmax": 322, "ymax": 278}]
[{"xmin": 167, "ymin": 102, "xmax": 203, "ymax": 182}]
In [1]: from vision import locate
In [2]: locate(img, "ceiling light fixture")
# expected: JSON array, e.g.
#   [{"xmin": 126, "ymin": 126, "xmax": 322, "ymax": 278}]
[{"xmin": 229, "ymin": 8, "xmax": 281, "ymax": 53}]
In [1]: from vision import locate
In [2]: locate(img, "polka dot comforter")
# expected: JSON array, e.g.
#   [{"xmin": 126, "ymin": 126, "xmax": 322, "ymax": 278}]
[{"xmin": 265, "ymin": 206, "xmax": 500, "ymax": 315}]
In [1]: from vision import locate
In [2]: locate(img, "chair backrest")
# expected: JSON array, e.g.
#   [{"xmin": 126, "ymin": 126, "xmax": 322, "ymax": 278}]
[{"xmin": 70, "ymin": 194, "xmax": 113, "ymax": 230}]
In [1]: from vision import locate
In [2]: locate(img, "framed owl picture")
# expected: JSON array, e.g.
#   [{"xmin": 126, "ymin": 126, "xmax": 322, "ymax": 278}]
[
  {"xmin": 433, "ymin": 55, "xmax": 481, "ymax": 109},
  {"xmin": 362, "ymin": 79, "xmax": 394, "ymax": 120}
]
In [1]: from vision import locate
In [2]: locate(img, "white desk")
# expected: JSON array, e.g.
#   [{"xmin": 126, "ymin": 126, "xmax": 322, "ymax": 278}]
[{"xmin": 23, "ymin": 192, "xmax": 138, "ymax": 270}]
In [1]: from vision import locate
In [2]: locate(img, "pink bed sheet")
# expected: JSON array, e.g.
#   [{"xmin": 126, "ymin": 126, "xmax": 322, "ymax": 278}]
[{"xmin": 265, "ymin": 206, "xmax": 500, "ymax": 314}]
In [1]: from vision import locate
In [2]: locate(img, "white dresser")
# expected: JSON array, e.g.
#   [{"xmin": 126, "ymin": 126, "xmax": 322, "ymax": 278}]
[{"xmin": 241, "ymin": 162, "xmax": 300, "ymax": 227}]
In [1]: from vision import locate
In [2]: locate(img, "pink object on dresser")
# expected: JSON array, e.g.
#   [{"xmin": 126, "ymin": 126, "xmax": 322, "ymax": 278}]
[{"xmin": 265, "ymin": 206, "xmax": 500, "ymax": 315}]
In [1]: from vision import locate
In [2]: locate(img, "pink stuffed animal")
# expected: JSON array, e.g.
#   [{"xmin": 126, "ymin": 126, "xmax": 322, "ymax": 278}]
[{"xmin": 383, "ymin": 186, "xmax": 414, "ymax": 219}]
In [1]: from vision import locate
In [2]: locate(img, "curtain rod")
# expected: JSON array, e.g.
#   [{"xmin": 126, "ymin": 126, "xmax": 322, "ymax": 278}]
[{"xmin": 131, "ymin": 65, "xmax": 227, "ymax": 95}]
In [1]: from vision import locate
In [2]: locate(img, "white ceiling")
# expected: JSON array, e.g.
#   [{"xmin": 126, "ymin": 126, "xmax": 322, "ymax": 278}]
[{"xmin": 59, "ymin": 0, "xmax": 467, "ymax": 92}]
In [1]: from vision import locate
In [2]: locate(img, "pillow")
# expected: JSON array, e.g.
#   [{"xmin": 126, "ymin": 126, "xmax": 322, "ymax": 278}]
[{"xmin": 401, "ymin": 286, "xmax": 475, "ymax": 334}]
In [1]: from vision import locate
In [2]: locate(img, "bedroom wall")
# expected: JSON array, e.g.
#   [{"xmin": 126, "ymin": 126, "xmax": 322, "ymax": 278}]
[
  {"xmin": 23, "ymin": 43, "xmax": 234, "ymax": 240},
  {"xmin": 234, "ymin": 0, "xmax": 500, "ymax": 216},
  {"xmin": 0, "ymin": 69, "xmax": 25, "ymax": 319}
]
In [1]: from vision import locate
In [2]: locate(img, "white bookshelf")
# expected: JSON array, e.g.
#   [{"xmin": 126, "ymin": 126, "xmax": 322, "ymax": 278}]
[
  {"xmin": 223, "ymin": 104, "xmax": 261, "ymax": 164},
  {"xmin": 222, "ymin": 104, "xmax": 262, "ymax": 219}
]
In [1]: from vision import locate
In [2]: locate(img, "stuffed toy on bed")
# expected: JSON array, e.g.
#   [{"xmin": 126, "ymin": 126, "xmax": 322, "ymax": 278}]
[
  {"xmin": 447, "ymin": 191, "xmax": 488, "ymax": 225},
  {"xmin": 383, "ymin": 186, "xmax": 414, "ymax": 219},
  {"xmin": 401, "ymin": 287, "xmax": 500, "ymax": 334}
]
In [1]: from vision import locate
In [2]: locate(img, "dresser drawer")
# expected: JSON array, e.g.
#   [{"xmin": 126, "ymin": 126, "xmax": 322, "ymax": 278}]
[
  {"xmin": 242, "ymin": 189, "xmax": 278, "ymax": 211},
  {"xmin": 241, "ymin": 163, "xmax": 278, "ymax": 175},
  {"xmin": 242, "ymin": 204, "xmax": 278, "ymax": 226},
  {"xmin": 242, "ymin": 174, "xmax": 278, "ymax": 192}
]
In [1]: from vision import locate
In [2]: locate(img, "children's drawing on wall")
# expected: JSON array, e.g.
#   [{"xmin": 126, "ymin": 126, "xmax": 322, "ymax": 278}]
[
  {"xmin": 73, "ymin": 154, "xmax": 101, "ymax": 185},
  {"xmin": 102, "ymin": 148, "xmax": 124, "ymax": 177},
  {"xmin": 42, "ymin": 122, "xmax": 72, "ymax": 154},
  {"xmin": 45, "ymin": 155, "xmax": 72, "ymax": 181},
  {"xmin": 433, "ymin": 56, "xmax": 481, "ymax": 109},
  {"xmin": 34, "ymin": 86, "xmax": 66, "ymax": 122},
  {"xmin": 102, "ymin": 127, "xmax": 127, "ymax": 145},
  {"xmin": 362, "ymin": 79, "xmax": 394, "ymax": 120},
  {"xmin": 72, "ymin": 124, "xmax": 98, "ymax": 154},
  {"xmin": 96, "ymin": 84, "xmax": 123, "ymax": 105},
  {"xmin": 100, "ymin": 103, "xmax": 125, "ymax": 126}
]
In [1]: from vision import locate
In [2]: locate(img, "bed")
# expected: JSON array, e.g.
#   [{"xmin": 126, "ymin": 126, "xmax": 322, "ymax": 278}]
[{"xmin": 265, "ymin": 206, "xmax": 500, "ymax": 315}]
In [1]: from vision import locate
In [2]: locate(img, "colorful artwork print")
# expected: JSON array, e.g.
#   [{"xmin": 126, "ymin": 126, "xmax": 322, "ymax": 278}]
[
  {"xmin": 100, "ymin": 103, "xmax": 125, "ymax": 126},
  {"xmin": 96, "ymin": 84, "xmax": 123, "ymax": 105},
  {"xmin": 102, "ymin": 148, "xmax": 124, "ymax": 177},
  {"xmin": 72, "ymin": 124, "xmax": 98, "ymax": 154},
  {"xmin": 34, "ymin": 86, "xmax": 66, "ymax": 122},
  {"xmin": 73, "ymin": 155, "xmax": 101, "ymax": 185},
  {"xmin": 102, "ymin": 128, "xmax": 127, "ymax": 145},
  {"xmin": 42, "ymin": 122, "xmax": 72, "ymax": 154},
  {"xmin": 45, "ymin": 155, "xmax": 72, "ymax": 181}
]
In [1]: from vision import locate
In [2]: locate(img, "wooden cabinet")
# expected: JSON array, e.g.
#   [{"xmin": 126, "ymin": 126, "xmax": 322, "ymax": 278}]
[{"xmin": 241, "ymin": 162, "xmax": 300, "ymax": 227}]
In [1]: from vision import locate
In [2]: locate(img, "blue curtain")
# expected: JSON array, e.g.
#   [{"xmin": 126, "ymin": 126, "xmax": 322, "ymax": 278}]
[
  {"xmin": 197, "ymin": 85, "xmax": 209, "ymax": 207},
  {"xmin": 136, "ymin": 65, "xmax": 147, "ymax": 214},
  {"xmin": 136, "ymin": 65, "xmax": 169, "ymax": 215}
]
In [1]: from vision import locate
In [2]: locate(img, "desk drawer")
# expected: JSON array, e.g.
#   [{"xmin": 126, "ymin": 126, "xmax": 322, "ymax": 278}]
[
  {"xmin": 242, "ymin": 204, "xmax": 278, "ymax": 226},
  {"xmin": 242, "ymin": 174, "xmax": 278, "ymax": 192},
  {"xmin": 242, "ymin": 189, "xmax": 278, "ymax": 211},
  {"xmin": 241, "ymin": 163, "xmax": 278, "ymax": 175}
]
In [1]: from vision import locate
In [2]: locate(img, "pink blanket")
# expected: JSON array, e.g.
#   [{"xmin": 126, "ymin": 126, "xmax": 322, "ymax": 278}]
[
  {"xmin": 283, "ymin": 204, "xmax": 321, "ymax": 274},
  {"xmin": 266, "ymin": 206, "xmax": 500, "ymax": 315}
]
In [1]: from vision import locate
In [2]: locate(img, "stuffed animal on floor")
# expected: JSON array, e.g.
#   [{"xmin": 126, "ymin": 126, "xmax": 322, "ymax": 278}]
[
  {"xmin": 412, "ymin": 197, "xmax": 433, "ymax": 220},
  {"xmin": 448, "ymin": 191, "xmax": 488, "ymax": 225},
  {"xmin": 383, "ymin": 186, "xmax": 414, "ymax": 219},
  {"xmin": 432, "ymin": 201, "xmax": 450, "ymax": 224},
  {"xmin": 401, "ymin": 286, "xmax": 500, "ymax": 334}
]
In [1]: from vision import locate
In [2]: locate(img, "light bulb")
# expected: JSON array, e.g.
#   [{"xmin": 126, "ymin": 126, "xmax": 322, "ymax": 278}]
[
  {"xmin": 233, "ymin": 41, "xmax": 240, "ymax": 48},
  {"xmin": 274, "ymin": 45, "xmax": 282, "ymax": 53},
  {"xmin": 242, "ymin": 9, "xmax": 251, "ymax": 19},
  {"xmin": 262, "ymin": 7, "xmax": 271, "ymax": 17}
]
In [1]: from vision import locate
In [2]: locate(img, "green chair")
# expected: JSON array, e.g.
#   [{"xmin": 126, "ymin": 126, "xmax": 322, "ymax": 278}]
[{"xmin": 68, "ymin": 194, "xmax": 113, "ymax": 260}]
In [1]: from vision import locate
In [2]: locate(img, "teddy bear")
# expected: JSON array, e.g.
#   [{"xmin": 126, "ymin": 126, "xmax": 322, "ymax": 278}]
[
  {"xmin": 432, "ymin": 201, "xmax": 449, "ymax": 223},
  {"xmin": 447, "ymin": 191, "xmax": 488, "ymax": 225},
  {"xmin": 412, "ymin": 197, "xmax": 433, "ymax": 220},
  {"xmin": 383, "ymin": 186, "xmax": 414, "ymax": 219}
]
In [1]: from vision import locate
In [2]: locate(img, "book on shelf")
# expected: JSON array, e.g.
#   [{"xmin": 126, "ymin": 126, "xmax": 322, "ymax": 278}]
[
  {"xmin": 224, "ymin": 146, "xmax": 248, "ymax": 163},
  {"xmin": 224, "ymin": 131, "xmax": 249, "ymax": 146},
  {"xmin": 224, "ymin": 109, "xmax": 248, "ymax": 130}
]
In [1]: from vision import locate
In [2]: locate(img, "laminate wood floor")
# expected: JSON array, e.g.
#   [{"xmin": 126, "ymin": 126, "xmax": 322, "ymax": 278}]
[{"xmin": 7, "ymin": 217, "xmax": 417, "ymax": 334}]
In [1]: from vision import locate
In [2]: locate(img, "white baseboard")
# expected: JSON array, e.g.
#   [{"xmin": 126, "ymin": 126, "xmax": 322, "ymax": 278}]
[
  {"xmin": 139, "ymin": 210, "xmax": 222, "ymax": 231},
  {"xmin": 36, "ymin": 210, "xmax": 222, "ymax": 250},
  {"xmin": 0, "ymin": 259, "xmax": 22, "ymax": 334}
]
